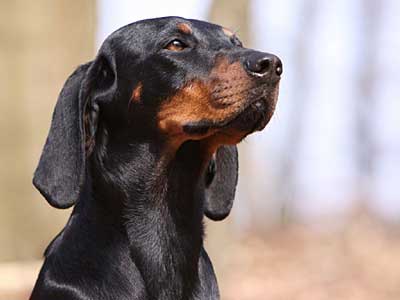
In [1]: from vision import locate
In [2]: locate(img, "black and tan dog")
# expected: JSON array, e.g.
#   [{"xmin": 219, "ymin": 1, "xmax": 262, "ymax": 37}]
[{"xmin": 30, "ymin": 17, "xmax": 282, "ymax": 300}]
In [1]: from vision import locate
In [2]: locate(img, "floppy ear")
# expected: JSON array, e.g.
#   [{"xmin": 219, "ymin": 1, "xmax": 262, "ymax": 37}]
[
  {"xmin": 204, "ymin": 145, "xmax": 238, "ymax": 221},
  {"xmin": 33, "ymin": 55, "xmax": 116, "ymax": 208}
]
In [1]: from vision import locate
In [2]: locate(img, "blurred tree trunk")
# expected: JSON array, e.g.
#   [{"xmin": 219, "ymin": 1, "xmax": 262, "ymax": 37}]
[
  {"xmin": 356, "ymin": 0, "xmax": 381, "ymax": 198},
  {"xmin": 0, "ymin": 0, "xmax": 95, "ymax": 261},
  {"xmin": 208, "ymin": 0, "xmax": 251, "ymax": 46}
]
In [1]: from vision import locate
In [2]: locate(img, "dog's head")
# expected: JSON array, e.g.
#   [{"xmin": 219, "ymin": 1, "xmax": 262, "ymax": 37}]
[{"xmin": 33, "ymin": 17, "xmax": 282, "ymax": 220}]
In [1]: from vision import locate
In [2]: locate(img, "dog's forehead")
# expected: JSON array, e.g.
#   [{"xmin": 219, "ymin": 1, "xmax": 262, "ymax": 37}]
[
  {"xmin": 100, "ymin": 17, "xmax": 242, "ymax": 71},
  {"xmin": 136, "ymin": 17, "xmax": 223, "ymax": 32},
  {"xmin": 109, "ymin": 17, "xmax": 229, "ymax": 44}
]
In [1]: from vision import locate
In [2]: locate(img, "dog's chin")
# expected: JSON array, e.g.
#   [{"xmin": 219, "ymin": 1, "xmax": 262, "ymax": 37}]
[
  {"xmin": 226, "ymin": 98, "xmax": 272, "ymax": 133},
  {"xmin": 223, "ymin": 90, "xmax": 278, "ymax": 140},
  {"xmin": 198, "ymin": 95, "xmax": 277, "ymax": 149}
]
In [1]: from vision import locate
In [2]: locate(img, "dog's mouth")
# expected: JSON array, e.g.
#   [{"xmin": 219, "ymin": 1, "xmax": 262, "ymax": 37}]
[{"xmin": 183, "ymin": 82, "xmax": 279, "ymax": 138}]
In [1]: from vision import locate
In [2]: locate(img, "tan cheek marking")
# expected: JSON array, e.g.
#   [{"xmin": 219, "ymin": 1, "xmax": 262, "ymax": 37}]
[
  {"xmin": 158, "ymin": 82, "xmax": 240, "ymax": 135},
  {"xmin": 177, "ymin": 23, "xmax": 193, "ymax": 35},
  {"xmin": 200, "ymin": 130, "xmax": 244, "ymax": 156},
  {"xmin": 222, "ymin": 27, "xmax": 234, "ymax": 37},
  {"xmin": 131, "ymin": 82, "xmax": 143, "ymax": 103},
  {"xmin": 158, "ymin": 82, "xmax": 213, "ymax": 135},
  {"xmin": 157, "ymin": 57, "xmax": 251, "ymax": 146}
]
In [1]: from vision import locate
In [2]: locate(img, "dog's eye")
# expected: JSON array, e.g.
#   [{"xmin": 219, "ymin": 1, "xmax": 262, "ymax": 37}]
[{"xmin": 164, "ymin": 39, "xmax": 188, "ymax": 51}]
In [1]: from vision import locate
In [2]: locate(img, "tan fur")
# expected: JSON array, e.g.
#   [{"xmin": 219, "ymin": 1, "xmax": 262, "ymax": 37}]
[
  {"xmin": 157, "ymin": 57, "xmax": 253, "ymax": 149},
  {"xmin": 158, "ymin": 58, "xmax": 250, "ymax": 131},
  {"xmin": 177, "ymin": 23, "xmax": 193, "ymax": 35},
  {"xmin": 222, "ymin": 27, "xmax": 234, "ymax": 37},
  {"xmin": 131, "ymin": 82, "xmax": 143, "ymax": 103}
]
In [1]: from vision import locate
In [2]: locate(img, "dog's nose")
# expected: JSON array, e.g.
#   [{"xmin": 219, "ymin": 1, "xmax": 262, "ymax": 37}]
[{"xmin": 245, "ymin": 52, "xmax": 282, "ymax": 78}]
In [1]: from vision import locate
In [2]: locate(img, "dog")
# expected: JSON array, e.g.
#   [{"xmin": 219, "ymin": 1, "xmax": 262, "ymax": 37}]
[{"xmin": 30, "ymin": 16, "xmax": 282, "ymax": 300}]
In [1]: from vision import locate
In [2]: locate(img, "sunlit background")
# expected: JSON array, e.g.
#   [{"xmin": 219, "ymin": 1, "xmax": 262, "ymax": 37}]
[{"xmin": 1, "ymin": 0, "xmax": 399, "ymax": 299}]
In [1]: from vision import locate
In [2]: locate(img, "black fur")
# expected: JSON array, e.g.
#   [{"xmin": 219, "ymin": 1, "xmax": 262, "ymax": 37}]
[{"xmin": 31, "ymin": 17, "xmax": 281, "ymax": 300}]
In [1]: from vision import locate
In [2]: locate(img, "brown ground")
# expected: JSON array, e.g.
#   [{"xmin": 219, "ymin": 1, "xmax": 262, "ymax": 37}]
[{"xmin": 2, "ymin": 214, "xmax": 400, "ymax": 300}]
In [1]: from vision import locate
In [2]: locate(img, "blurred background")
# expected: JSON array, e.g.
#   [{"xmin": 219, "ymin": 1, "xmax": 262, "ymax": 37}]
[{"xmin": 1, "ymin": 0, "xmax": 399, "ymax": 299}]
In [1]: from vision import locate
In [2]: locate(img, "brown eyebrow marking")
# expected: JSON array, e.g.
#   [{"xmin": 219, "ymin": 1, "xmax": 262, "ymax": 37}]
[
  {"xmin": 177, "ymin": 23, "xmax": 193, "ymax": 35},
  {"xmin": 222, "ymin": 27, "xmax": 234, "ymax": 37}
]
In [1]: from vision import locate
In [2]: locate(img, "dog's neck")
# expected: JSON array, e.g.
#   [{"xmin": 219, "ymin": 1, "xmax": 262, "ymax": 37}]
[{"xmin": 89, "ymin": 138, "xmax": 211, "ymax": 300}]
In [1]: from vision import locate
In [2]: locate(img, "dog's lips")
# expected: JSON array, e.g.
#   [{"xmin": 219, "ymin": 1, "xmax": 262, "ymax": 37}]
[{"xmin": 182, "ymin": 83, "xmax": 279, "ymax": 137}]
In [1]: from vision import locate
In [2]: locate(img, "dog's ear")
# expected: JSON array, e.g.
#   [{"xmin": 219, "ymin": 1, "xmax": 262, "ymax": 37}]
[
  {"xmin": 204, "ymin": 145, "xmax": 238, "ymax": 221},
  {"xmin": 33, "ymin": 55, "xmax": 117, "ymax": 208}
]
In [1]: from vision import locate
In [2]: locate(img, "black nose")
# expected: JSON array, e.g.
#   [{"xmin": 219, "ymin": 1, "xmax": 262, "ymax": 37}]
[{"xmin": 245, "ymin": 52, "xmax": 282, "ymax": 77}]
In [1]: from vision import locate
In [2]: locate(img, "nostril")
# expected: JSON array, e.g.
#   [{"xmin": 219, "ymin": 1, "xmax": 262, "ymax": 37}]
[
  {"xmin": 275, "ymin": 59, "xmax": 283, "ymax": 76},
  {"xmin": 257, "ymin": 57, "xmax": 271, "ymax": 74}
]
